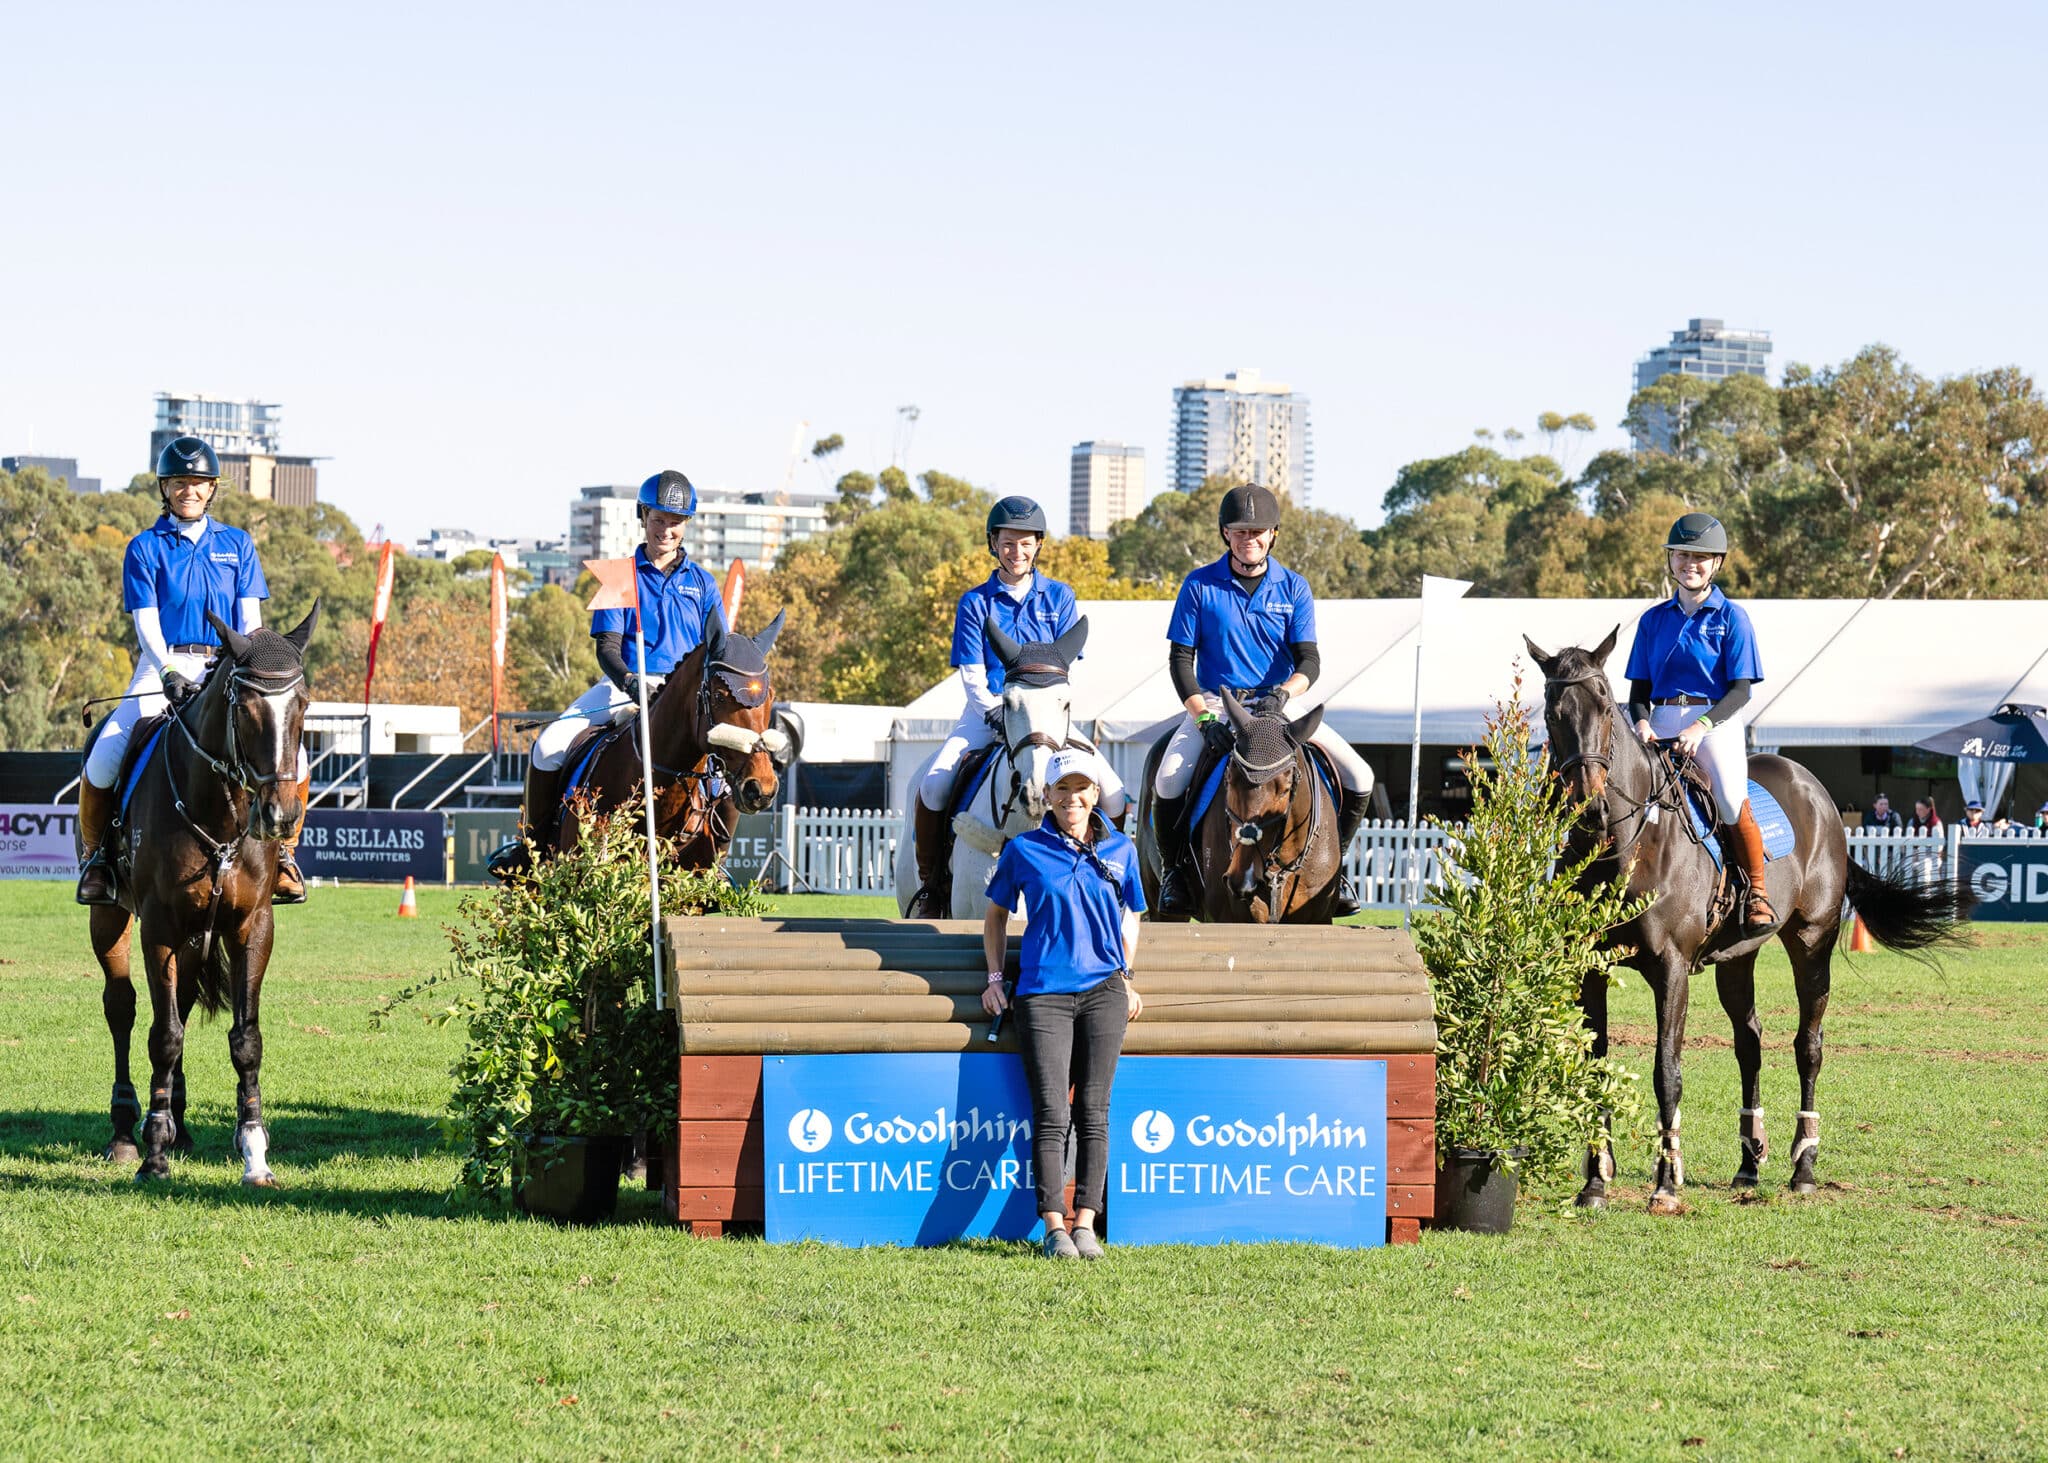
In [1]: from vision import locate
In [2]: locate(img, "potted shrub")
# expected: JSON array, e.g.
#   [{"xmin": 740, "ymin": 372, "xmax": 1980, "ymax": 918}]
[
  {"xmin": 423, "ymin": 809, "xmax": 769, "ymax": 1220},
  {"xmin": 1411, "ymin": 681, "xmax": 1647, "ymax": 1233}
]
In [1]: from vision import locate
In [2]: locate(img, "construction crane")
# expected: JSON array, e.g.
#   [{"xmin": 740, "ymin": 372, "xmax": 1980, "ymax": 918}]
[
  {"xmin": 891, "ymin": 404, "xmax": 920, "ymax": 469},
  {"xmin": 778, "ymin": 419, "xmax": 810, "ymax": 506}
]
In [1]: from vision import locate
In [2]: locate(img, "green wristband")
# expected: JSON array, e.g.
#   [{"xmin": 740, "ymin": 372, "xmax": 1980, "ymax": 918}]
[{"xmin": 1695, "ymin": 716, "xmax": 1713, "ymax": 732}]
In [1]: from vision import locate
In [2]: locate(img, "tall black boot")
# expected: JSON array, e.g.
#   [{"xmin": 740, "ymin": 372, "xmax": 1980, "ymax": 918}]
[
  {"xmin": 488, "ymin": 760, "xmax": 568, "ymax": 880},
  {"xmin": 1330, "ymin": 789, "xmax": 1369, "ymax": 918},
  {"xmin": 1154, "ymin": 791, "xmax": 1195, "ymax": 919},
  {"xmin": 910, "ymin": 799, "xmax": 952, "ymax": 919}
]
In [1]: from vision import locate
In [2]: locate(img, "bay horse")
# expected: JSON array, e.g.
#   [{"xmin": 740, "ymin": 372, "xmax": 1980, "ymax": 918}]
[
  {"xmin": 1528, "ymin": 630, "xmax": 1967, "ymax": 1213},
  {"xmin": 85, "ymin": 604, "xmax": 320, "ymax": 1184},
  {"xmin": 1137, "ymin": 692, "xmax": 1344, "ymax": 923},
  {"xmin": 548, "ymin": 610, "xmax": 795, "ymax": 869},
  {"xmin": 894, "ymin": 618, "xmax": 1106, "ymax": 919}
]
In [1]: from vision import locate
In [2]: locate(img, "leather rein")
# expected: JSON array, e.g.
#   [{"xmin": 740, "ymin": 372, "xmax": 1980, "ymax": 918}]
[
  {"xmin": 1225, "ymin": 736, "xmax": 1326, "ymax": 916},
  {"xmin": 1542, "ymin": 670, "xmax": 1693, "ymax": 866}
]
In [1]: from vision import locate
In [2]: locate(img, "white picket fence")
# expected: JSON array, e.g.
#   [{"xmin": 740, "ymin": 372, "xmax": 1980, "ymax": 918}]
[{"xmin": 773, "ymin": 808, "xmax": 2039, "ymax": 907}]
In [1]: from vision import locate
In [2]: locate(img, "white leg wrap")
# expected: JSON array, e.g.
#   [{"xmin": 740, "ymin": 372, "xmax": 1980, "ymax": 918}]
[
  {"xmin": 1790, "ymin": 1110, "xmax": 1820, "ymax": 1168},
  {"xmin": 237, "ymin": 1121, "xmax": 274, "ymax": 1184}
]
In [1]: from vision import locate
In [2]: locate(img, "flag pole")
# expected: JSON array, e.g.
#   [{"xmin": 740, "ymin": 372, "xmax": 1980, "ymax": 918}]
[
  {"xmin": 633, "ymin": 612, "xmax": 666, "ymax": 1011},
  {"xmin": 1405, "ymin": 627, "xmax": 1424, "ymax": 928}
]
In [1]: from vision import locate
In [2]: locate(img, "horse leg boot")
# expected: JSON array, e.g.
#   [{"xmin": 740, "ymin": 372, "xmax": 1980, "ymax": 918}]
[
  {"xmin": 1330, "ymin": 790, "xmax": 1369, "ymax": 918},
  {"xmin": 1732, "ymin": 803, "xmax": 1778, "ymax": 934},
  {"xmin": 273, "ymin": 772, "xmax": 311, "ymax": 904},
  {"xmin": 75, "ymin": 778, "xmax": 120, "ymax": 906},
  {"xmin": 1153, "ymin": 793, "xmax": 1196, "ymax": 919},
  {"xmin": 910, "ymin": 800, "xmax": 951, "ymax": 919}
]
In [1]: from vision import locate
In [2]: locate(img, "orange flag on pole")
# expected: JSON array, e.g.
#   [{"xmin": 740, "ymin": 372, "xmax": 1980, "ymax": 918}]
[
  {"xmin": 722, "ymin": 559, "xmax": 746, "ymax": 625},
  {"xmin": 584, "ymin": 557, "xmax": 640, "ymax": 613},
  {"xmin": 363, "ymin": 540, "xmax": 397, "ymax": 706},
  {"xmin": 489, "ymin": 554, "xmax": 508, "ymax": 753}
]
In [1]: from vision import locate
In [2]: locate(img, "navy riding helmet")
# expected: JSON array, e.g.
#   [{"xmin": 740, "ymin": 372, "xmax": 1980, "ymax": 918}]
[
  {"xmin": 638, "ymin": 470, "xmax": 697, "ymax": 518},
  {"xmin": 1665, "ymin": 512, "xmax": 1729, "ymax": 555},
  {"xmin": 986, "ymin": 495, "xmax": 1047, "ymax": 546},
  {"xmin": 155, "ymin": 435, "xmax": 220, "ymax": 481}
]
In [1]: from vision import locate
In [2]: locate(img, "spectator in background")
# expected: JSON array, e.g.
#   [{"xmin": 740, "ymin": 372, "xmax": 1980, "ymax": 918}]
[
  {"xmin": 2035, "ymin": 802, "xmax": 2048, "ymax": 833},
  {"xmin": 1908, "ymin": 797, "xmax": 1943, "ymax": 835},
  {"xmin": 1962, "ymin": 799, "xmax": 1988, "ymax": 832},
  {"xmin": 1865, "ymin": 792, "xmax": 1903, "ymax": 831}
]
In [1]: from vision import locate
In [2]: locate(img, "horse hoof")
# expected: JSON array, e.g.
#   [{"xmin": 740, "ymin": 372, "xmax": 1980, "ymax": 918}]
[
  {"xmin": 1573, "ymin": 1189, "xmax": 1607, "ymax": 1210},
  {"xmin": 1731, "ymin": 1172, "xmax": 1759, "ymax": 1189},
  {"xmin": 134, "ymin": 1164, "xmax": 171, "ymax": 1184},
  {"xmin": 1790, "ymin": 1179, "xmax": 1818, "ymax": 1195},
  {"xmin": 103, "ymin": 1139, "xmax": 141, "ymax": 1164},
  {"xmin": 242, "ymin": 1173, "xmax": 280, "ymax": 1189},
  {"xmin": 1647, "ymin": 1192, "xmax": 1687, "ymax": 1217}
]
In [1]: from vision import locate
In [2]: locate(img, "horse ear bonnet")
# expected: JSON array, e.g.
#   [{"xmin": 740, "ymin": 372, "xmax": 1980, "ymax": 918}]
[
  {"xmin": 710, "ymin": 629, "xmax": 773, "ymax": 707},
  {"xmin": 1002, "ymin": 638, "xmax": 1069, "ymax": 690},
  {"xmin": 237, "ymin": 629, "xmax": 306, "ymax": 678},
  {"xmin": 1234, "ymin": 714, "xmax": 1296, "ymax": 785}
]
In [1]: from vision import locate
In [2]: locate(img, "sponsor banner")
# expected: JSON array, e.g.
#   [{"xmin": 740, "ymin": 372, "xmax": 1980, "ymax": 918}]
[
  {"xmin": 1959, "ymin": 841, "xmax": 2048, "ymax": 922},
  {"xmin": 449, "ymin": 810, "xmax": 521, "ymax": 883},
  {"xmin": 298, "ymin": 810, "xmax": 445, "ymax": 883},
  {"xmin": 0, "ymin": 803, "xmax": 81, "ymax": 880},
  {"xmin": 721, "ymin": 811, "xmax": 778, "ymax": 888},
  {"xmin": 1109, "ymin": 1057, "xmax": 1387, "ymax": 1247},
  {"xmin": 763, "ymin": 1053, "xmax": 1043, "ymax": 1246}
]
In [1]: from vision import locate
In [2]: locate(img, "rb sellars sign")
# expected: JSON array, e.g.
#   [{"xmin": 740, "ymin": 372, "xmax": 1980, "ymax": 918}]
[
  {"xmin": 763, "ymin": 1054, "xmax": 1043, "ymax": 1245},
  {"xmin": 297, "ymin": 810, "xmax": 444, "ymax": 884},
  {"xmin": 1108, "ymin": 1057, "xmax": 1387, "ymax": 1247}
]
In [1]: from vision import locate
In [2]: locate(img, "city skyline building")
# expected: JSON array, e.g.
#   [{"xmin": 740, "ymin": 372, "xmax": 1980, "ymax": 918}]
[
  {"xmin": 2, "ymin": 455, "xmax": 100, "ymax": 493},
  {"xmin": 151, "ymin": 391, "xmax": 321, "ymax": 506},
  {"xmin": 1631, "ymin": 317, "xmax": 1773, "ymax": 452},
  {"xmin": 1068, "ymin": 440, "xmax": 1147, "ymax": 539},
  {"xmin": 1168, "ymin": 368, "xmax": 1313, "ymax": 504}
]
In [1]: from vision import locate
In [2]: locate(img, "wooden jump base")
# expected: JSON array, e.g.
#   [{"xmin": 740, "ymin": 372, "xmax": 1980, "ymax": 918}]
[{"xmin": 663, "ymin": 919, "xmax": 1438, "ymax": 1245}]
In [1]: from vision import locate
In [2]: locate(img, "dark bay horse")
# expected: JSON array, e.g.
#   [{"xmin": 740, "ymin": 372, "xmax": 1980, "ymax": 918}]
[
  {"xmin": 1528, "ymin": 630, "xmax": 1966, "ymax": 1213},
  {"xmin": 554, "ymin": 610, "xmax": 794, "ymax": 868},
  {"xmin": 86, "ymin": 605, "xmax": 320, "ymax": 1183},
  {"xmin": 1139, "ymin": 692, "xmax": 1344, "ymax": 923}
]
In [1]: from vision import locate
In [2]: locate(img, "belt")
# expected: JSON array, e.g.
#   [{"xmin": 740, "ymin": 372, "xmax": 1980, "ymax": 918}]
[
  {"xmin": 1653, "ymin": 695, "xmax": 1713, "ymax": 707},
  {"xmin": 168, "ymin": 644, "xmax": 220, "ymax": 658}
]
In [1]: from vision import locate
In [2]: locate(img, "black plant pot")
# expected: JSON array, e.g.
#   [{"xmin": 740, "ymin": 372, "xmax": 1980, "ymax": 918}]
[
  {"xmin": 516, "ymin": 1134, "xmax": 628, "ymax": 1224},
  {"xmin": 1435, "ymin": 1146, "xmax": 1527, "ymax": 1234}
]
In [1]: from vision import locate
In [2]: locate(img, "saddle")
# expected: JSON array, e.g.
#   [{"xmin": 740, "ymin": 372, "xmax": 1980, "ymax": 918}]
[{"xmin": 1655, "ymin": 746, "xmax": 1795, "ymax": 934}]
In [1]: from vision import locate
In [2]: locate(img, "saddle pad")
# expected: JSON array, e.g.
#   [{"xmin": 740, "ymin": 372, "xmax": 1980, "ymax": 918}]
[
  {"xmin": 118, "ymin": 720, "xmax": 171, "ymax": 823},
  {"xmin": 1187, "ymin": 744, "xmax": 1337, "ymax": 830},
  {"xmin": 1688, "ymin": 779, "xmax": 1796, "ymax": 869},
  {"xmin": 949, "ymin": 743, "xmax": 1001, "ymax": 818},
  {"xmin": 561, "ymin": 724, "xmax": 631, "ymax": 806}
]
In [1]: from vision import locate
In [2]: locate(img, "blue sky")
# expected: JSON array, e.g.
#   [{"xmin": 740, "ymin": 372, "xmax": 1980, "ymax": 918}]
[{"xmin": 5, "ymin": 3, "xmax": 2043, "ymax": 543}]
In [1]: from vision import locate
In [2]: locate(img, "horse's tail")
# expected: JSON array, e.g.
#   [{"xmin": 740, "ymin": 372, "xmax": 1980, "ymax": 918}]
[
  {"xmin": 191, "ymin": 933, "xmax": 233, "ymax": 1019},
  {"xmin": 1845, "ymin": 858, "xmax": 1974, "ymax": 958}
]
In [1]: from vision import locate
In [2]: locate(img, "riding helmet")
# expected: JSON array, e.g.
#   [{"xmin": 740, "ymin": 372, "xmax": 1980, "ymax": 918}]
[
  {"xmin": 154, "ymin": 435, "xmax": 220, "ymax": 482},
  {"xmin": 986, "ymin": 495, "xmax": 1048, "ymax": 543},
  {"xmin": 1219, "ymin": 483, "xmax": 1283, "ymax": 533},
  {"xmin": 1664, "ymin": 512, "xmax": 1729, "ymax": 555},
  {"xmin": 637, "ymin": 470, "xmax": 697, "ymax": 518}
]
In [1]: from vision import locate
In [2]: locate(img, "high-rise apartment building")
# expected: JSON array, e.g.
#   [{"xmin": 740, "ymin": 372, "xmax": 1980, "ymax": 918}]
[
  {"xmin": 1069, "ymin": 441, "xmax": 1147, "ymax": 538},
  {"xmin": 568, "ymin": 485, "xmax": 645, "ymax": 564},
  {"xmin": 2, "ymin": 455, "xmax": 100, "ymax": 493},
  {"xmin": 1631, "ymin": 318, "xmax": 1773, "ymax": 452},
  {"xmin": 1169, "ymin": 369, "xmax": 1313, "ymax": 504},
  {"xmin": 151, "ymin": 392, "xmax": 320, "ymax": 506}
]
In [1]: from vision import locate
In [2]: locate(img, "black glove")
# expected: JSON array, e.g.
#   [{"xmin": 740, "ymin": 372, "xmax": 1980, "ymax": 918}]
[
  {"xmin": 161, "ymin": 668, "xmax": 200, "ymax": 707},
  {"xmin": 1199, "ymin": 715, "xmax": 1233, "ymax": 755},
  {"xmin": 1250, "ymin": 687, "xmax": 1291, "ymax": 718}
]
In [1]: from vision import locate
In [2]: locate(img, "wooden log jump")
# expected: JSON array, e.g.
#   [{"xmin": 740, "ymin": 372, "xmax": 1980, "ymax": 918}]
[{"xmin": 663, "ymin": 918, "xmax": 1438, "ymax": 1244}]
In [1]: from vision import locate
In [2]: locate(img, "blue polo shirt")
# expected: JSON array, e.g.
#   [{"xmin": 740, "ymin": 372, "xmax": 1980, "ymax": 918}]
[
  {"xmin": 1166, "ymin": 556, "xmax": 1316, "ymax": 692},
  {"xmin": 589, "ymin": 548, "xmax": 726, "ymax": 675},
  {"xmin": 1624, "ymin": 587, "xmax": 1763, "ymax": 701},
  {"xmin": 950, "ymin": 573, "xmax": 1079, "ymax": 696},
  {"xmin": 985, "ymin": 817, "xmax": 1146, "ymax": 997},
  {"xmin": 121, "ymin": 516, "xmax": 268, "ymax": 648}
]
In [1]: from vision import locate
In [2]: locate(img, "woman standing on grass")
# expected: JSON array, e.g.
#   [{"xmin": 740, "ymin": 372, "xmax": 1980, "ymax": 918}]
[{"xmin": 981, "ymin": 748, "xmax": 1144, "ymax": 1260}]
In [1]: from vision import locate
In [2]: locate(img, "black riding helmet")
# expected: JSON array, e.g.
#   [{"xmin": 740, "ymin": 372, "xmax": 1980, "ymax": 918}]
[
  {"xmin": 1219, "ymin": 483, "xmax": 1283, "ymax": 534},
  {"xmin": 1664, "ymin": 512, "xmax": 1729, "ymax": 556},
  {"xmin": 154, "ymin": 435, "xmax": 220, "ymax": 517},
  {"xmin": 986, "ymin": 495, "xmax": 1047, "ymax": 553}
]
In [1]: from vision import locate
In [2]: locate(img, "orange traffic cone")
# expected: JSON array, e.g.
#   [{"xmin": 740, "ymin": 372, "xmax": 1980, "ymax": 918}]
[
  {"xmin": 397, "ymin": 876, "xmax": 419, "ymax": 918},
  {"xmin": 1848, "ymin": 911, "xmax": 1873, "ymax": 953}
]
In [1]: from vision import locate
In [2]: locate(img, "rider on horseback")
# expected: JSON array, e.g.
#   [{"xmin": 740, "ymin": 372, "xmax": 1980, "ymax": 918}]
[
  {"xmin": 909, "ymin": 495, "xmax": 1127, "ymax": 917},
  {"xmin": 77, "ymin": 435, "xmax": 311, "ymax": 906},
  {"xmin": 488, "ymin": 470, "xmax": 725, "ymax": 878},
  {"xmin": 1625, "ymin": 512, "xmax": 1775, "ymax": 935},
  {"xmin": 1150, "ymin": 484, "xmax": 1375, "ymax": 919}
]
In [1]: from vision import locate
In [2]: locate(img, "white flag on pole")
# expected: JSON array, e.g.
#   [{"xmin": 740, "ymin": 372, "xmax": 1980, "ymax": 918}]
[{"xmin": 1406, "ymin": 575, "xmax": 1472, "ymax": 920}]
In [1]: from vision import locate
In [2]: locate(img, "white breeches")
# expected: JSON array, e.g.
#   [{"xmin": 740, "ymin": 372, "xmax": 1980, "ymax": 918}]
[
  {"xmin": 1651, "ymin": 704, "xmax": 1749, "ymax": 822},
  {"xmin": 532, "ymin": 679, "xmax": 643, "ymax": 772},
  {"xmin": 86, "ymin": 654, "xmax": 308, "ymax": 789},
  {"xmin": 918, "ymin": 705, "xmax": 1128, "ymax": 819},
  {"xmin": 1152, "ymin": 699, "xmax": 1375, "ymax": 800}
]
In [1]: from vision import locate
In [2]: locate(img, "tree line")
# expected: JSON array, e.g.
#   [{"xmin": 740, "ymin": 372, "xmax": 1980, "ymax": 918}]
[{"xmin": 3, "ymin": 342, "xmax": 2041, "ymax": 749}]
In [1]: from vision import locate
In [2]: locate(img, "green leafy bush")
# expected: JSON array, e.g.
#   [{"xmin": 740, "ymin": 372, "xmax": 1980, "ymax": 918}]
[
  {"xmin": 1413, "ymin": 679, "xmax": 1647, "ymax": 1188},
  {"xmin": 437, "ymin": 811, "xmax": 772, "ymax": 1198}
]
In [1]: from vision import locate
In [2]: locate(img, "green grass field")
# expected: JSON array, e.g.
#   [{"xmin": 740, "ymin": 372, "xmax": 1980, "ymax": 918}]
[{"xmin": 2, "ymin": 882, "xmax": 2044, "ymax": 1460}]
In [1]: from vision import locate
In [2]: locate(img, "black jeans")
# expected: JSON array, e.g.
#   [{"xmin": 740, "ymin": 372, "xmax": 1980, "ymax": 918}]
[{"xmin": 1015, "ymin": 976, "xmax": 1129, "ymax": 1217}]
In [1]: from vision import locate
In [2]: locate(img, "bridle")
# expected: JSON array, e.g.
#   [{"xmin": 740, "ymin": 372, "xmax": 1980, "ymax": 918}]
[
  {"xmin": 984, "ymin": 667, "xmax": 1085, "ymax": 829},
  {"xmin": 1224, "ymin": 728, "xmax": 1325, "ymax": 916},
  {"xmin": 1543, "ymin": 669, "xmax": 1689, "ymax": 865}
]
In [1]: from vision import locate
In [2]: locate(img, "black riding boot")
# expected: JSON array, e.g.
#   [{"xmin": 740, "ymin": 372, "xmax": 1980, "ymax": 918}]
[
  {"xmin": 1330, "ymin": 789, "xmax": 1369, "ymax": 918},
  {"xmin": 1154, "ymin": 791, "xmax": 1195, "ymax": 919},
  {"xmin": 488, "ymin": 761, "xmax": 568, "ymax": 880},
  {"xmin": 910, "ymin": 799, "xmax": 952, "ymax": 919}
]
